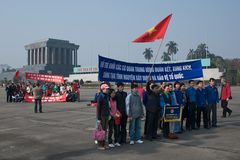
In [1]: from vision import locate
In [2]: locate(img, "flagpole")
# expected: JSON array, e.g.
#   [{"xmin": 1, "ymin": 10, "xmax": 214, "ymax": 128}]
[{"xmin": 147, "ymin": 38, "xmax": 165, "ymax": 81}]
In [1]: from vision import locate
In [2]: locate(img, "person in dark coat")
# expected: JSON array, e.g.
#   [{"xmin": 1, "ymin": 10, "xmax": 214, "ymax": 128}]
[
  {"xmin": 97, "ymin": 83, "xmax": 110, "ymax": 150},
  {"xmin": 5, "ymin": 83, "xmax": 11, "ymax": 102},
  {"xmin": 205, "ymin": 78, "xmax": 219, "ymax": 128},
  {"xmin": 196, "ymin": 80, "xmax": 208, "ymax": 129},
  {"xmin": 186, "ymin": 80, "xmax": 197, "ymax": 130},
  {"xmin": 145, "ymin": 84, "xmax": 160, "ymax": 141},
  {"xmin": 115, "ymin": 82, "xmax": 128, "ymax": 144},
  {"xmin": 143, "ymin": 80, "xmax": 155, "ymax": 136}
]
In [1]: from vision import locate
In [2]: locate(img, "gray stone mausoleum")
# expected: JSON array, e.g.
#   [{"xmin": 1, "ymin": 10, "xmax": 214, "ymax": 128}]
[{"xmin": 24, "ymin": 38, "xmax": 79, "ymax": 76}]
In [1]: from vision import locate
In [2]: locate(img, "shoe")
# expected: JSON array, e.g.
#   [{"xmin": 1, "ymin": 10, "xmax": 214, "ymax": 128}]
[
  {"xmin": 97, "ymin": 147, "xmax": 105, "ymax": 150},
  {"xmin": 108, "ymin": 144, "xmax": 115, "ymax": 148},
  {"xmin": 212, "ymin": 125, "xmax": 219, "ymax": 128},
  {"xmin": 136, "ymin": 140, "xmax": 144, "ymax": 144},
  {"xmin": 130, "ymin": 141, "xmax": 134, "ymax": 145},
  {"xmin": 221, "ymin": 116, "xmax": 226, "ymax": 118},
  {"xmin": 94, "ymin": 140, "xmax": 98, "ymax": 144},
  {"xmin": 168, "ymin": 133, "xmax": 178, "ymax": 139},
  {"xmin": 115, "ymin": 143, "xmax": 121, "ymax": 147},
  {"xmin": 229, "ymin": 111, "xmax": 232, "ymax": 117}
]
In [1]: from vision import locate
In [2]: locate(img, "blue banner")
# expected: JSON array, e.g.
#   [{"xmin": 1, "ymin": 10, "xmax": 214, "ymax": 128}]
[{"xmin": 98, "ymin": 55, "xmax": 203, "ymax": 83}]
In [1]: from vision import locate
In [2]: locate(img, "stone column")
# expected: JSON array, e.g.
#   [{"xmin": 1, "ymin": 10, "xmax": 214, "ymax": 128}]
[
  {"xmin": 75, "ymin": 49, "xmax": 78, "ymax": 66},
  {"xmin": 52, "ymin": 47, "xmax": 55, "ymax": 64},
  {"xmin": 72, "ymin": 49, "xmax": 75, "ymax": 66},
  {"xmin": 72, "ymin": 50, "xmax": 75, "ymax": 66},
  {"xmin": 27, "ymin": 50, "xmax": 31, "ymax": 65},
  {"xmin": 38, "ymin": 48, "xmax": 42, "ymax": 64},
  {"xmin": 42, "ymin": 47, "xmax": 45, "ymax": 64},
  {"xmin": 58, "ymin": 48, "xmax": 62, "ymax": 64},
  {"xmin": 63, "ymin": 48, "xmax": 67, "ymax": 65},
  {"xmin": 35, "ymin": 48, "xmax": 38, "ymax": 65},
  {"xmin": 41, "ymin": 48, "xmax": 44, "ymax": 64},
  {"xmin": 48, "ymin": 47, "xmax": 52, "ymax": 64},
  {"xmin": 31, "ymin": 49, "xmax": 34, "ymax": 65},
  {"xmin": 69, "ymin": 49, "xmax": 73, "ymax": 65},
  {"xmin": 45, "ymin": 47, "xmax": 48, "ymax": 64}
]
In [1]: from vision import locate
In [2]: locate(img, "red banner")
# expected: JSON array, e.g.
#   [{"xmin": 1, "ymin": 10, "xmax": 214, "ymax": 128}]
[
  {"xmin": 24, "ymin": 94, "xmax": 67, "ymax": 103},
  {"xmin": 25, "ymin": 72, "xmax": 64, "ymax": 83}
]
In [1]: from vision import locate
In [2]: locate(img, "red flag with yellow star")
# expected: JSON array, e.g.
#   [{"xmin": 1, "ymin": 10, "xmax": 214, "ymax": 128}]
[{"xmin": 132, "ymin": 14, "xmax": 172, "ymax": 43}]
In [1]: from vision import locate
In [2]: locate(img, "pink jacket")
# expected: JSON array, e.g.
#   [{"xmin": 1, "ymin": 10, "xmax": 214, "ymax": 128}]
[{"xmin": 109, "ymin": 98, "xmax": 118, "ymax": 117}]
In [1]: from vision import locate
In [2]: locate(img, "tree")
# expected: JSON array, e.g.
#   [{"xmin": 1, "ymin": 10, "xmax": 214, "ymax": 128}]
[
  {"xmin": 195, "ymin": 43, "xmax": 209, "ymax": 58},
  {"xmin": 161, "ymin": 51, "xmax": 171, "ymax": 61},
  {"xmin": 187, "ymin": 49, "xmax": 195, "ymax": 60},
  {"xmin": 187, "ymin": 44, "xmax": 210, "ymax": 60},
  {"xmin": 166, "ymin": 41, "xmax": 178, "ymax": 61},
  {"xmin": 142, "ymin": 48, "xmax": 153, "ymax": 62}
]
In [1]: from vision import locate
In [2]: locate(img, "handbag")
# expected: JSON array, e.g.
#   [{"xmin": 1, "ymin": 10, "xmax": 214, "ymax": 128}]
[
  {"xmin": 92, "ymin": 124, "xmax": 106, "ymax": 141},
  {"xmin": 114, "ymin": 111, "xmax": 122, "ymax": 125}
]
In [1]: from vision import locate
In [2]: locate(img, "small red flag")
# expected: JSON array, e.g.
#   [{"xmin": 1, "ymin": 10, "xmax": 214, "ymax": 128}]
[
  {"xmin": 132, "ymin": 14, "xmax": 172, "ymax": 43},
  {"xmin": 15, "ymin": 70, "xmax": 20, "ymax": 78}
]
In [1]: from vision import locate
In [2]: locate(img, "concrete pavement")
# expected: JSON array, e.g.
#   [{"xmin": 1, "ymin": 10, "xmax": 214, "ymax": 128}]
[{"xmin": 0, "ymin": 87, "xmax": 239, "ymax": 160}]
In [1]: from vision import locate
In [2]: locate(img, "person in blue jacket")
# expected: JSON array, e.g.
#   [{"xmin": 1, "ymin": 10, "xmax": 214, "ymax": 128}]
[
  {"xmin": 196, "ymin": 80, "xmax": 208, "ymax": 129},
  {"xmin": 186, "ymin": 80, "xmax": 197, "ymax": 130},
  {"xmin": 205, "ymin": 78, "xmax": 219, "ymax": 128},
  {"xmin": 174, "ymin": 81, "xmax": 184, "ymax": 133}
]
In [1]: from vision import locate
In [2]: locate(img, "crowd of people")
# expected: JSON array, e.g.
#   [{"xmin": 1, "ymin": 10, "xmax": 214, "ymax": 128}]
[
  {"xmin": 4, "ymin": 81, "xmax": 81, "ymax": 103},
  {"xmin": 94, "ymin": 77, "xmax": 232, "ymax": 150}
]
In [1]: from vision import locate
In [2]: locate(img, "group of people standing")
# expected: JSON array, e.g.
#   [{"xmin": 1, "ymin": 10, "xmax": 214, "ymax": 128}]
[{"xmin": 95, "ymin": 77, "xmax": 232, "ymax": 150}]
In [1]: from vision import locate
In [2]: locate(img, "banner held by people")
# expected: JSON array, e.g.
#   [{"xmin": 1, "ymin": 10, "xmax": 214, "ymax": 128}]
[
  {"xmin": 98, "ymin": 55, "xmax": 203, "ymax": 83},
  {"xmin": 25, "ymin": 72, "xmax": 64, "ymax": 83},
  {"xmin": 24, "ymin": 94, "xmax": 67, "ymax": 103}
]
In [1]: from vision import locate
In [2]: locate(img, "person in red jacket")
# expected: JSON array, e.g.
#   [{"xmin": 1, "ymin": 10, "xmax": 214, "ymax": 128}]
[{"xmin": 220, "ymin": 77, "xmax": 232, "ymax": 117}]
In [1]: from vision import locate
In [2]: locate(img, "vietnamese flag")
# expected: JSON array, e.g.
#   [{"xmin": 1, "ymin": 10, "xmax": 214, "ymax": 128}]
[
  {"xmin": 15, "ymin": 70, "xmax": 20, "ymax": 78},
  {"xmin": 132, "ymin": 14, "xmax": 172, "ymax": 43}
]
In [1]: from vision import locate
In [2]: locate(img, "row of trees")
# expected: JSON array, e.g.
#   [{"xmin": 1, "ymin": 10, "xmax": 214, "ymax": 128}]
[
  {"xmin": 142, "ymin": 41, "xmax": 240, "ymax": 85},
  {"xmin": 142, "ymin": 41, "xmax": 178, "ymax": 62}
]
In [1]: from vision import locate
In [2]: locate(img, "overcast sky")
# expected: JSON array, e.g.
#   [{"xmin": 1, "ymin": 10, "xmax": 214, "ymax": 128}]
[{"xmin": 0, "ymin": 0, "xmax": 239, "ymax": 68}]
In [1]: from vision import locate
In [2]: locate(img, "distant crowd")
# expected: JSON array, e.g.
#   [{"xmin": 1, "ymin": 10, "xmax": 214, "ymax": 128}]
[
  {"xmin": 4, "ymin": 81, "xmax": 81, "ymax": 103},
  {"xmin": 93, "ymin": 77, "xmax": 232, "ymax": 150}
]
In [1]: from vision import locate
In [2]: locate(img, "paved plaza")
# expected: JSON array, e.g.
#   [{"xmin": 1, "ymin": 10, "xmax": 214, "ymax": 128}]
[{"xmin": 0, "ymin": 87, "xmax": 240, "ymax": 160}]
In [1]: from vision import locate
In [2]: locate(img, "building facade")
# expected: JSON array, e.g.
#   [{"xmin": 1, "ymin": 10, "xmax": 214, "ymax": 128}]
[{"xmin": 24, "ymin": 38, "xmax": 79, "ymax": 76}]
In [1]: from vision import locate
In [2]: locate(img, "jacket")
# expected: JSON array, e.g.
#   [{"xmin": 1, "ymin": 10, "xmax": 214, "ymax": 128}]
[
  {"xmin": 220, "ymin": 83, "xmax": 231, "ymax": 100},
  {"xmin": 186, "ymin": 87, "xmax": 197, "ymax": 103},
  {"xmin": 115, "ymin": 90, "xmax": 127, "ymax": 116},
  {"xmin": 126, "ymin": 91, "xmax": 143, "ymax": 119},
  {"xmin": 196, "ymin": 88, "xmax": 207, "ymax": 107},
  {"xmin": 174, "ymin": 89, "xmax": 184, "ymax": 106},
  {"xmin": 97, "ymin": 92, "xmax": 110, "ymax": 120},
  {"xmin": 145, "ymin": 92, "xmax": 160, "ymax": 113},
  {"xmin": 33, "ymin": 86, "xmax": 43, "ymax": 99},
  {"xmin": 205, "ymin": 85, "xmax": 219, "ymax": 105}
]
